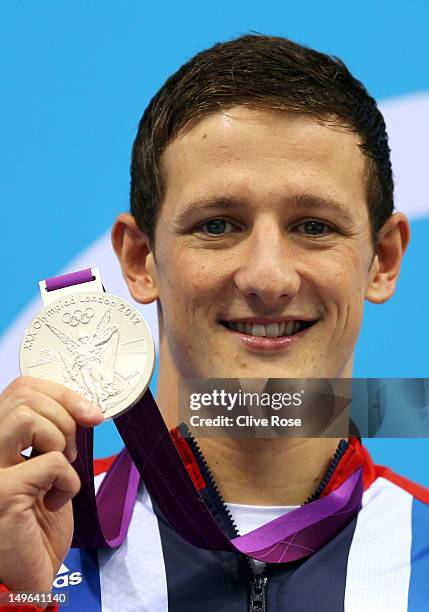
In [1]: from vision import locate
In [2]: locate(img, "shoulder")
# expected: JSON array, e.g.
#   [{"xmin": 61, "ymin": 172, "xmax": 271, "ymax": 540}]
[
  {"xmin": 373, "ymin": 463, "xmax": 429, "ymax": 505},
  {"xmin": 327, "ymin": 438, "xmax": 429, "ymax": 506}
]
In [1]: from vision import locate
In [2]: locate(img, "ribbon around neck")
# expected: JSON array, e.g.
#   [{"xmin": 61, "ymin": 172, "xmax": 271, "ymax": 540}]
[{"xmin": 70, "ymin": 388, "xmax": 363, "ymax": 563}]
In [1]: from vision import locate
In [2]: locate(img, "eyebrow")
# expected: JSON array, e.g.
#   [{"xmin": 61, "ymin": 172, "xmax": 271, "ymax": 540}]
[{"xmin": 174, "ymin": 193, "xmax": 357, "ymax": 227}]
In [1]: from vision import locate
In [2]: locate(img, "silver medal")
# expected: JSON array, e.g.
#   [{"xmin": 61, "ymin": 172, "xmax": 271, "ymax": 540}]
[{"xmin": 19, "ymin": 289, "xmax": 155, "ymax": 420}]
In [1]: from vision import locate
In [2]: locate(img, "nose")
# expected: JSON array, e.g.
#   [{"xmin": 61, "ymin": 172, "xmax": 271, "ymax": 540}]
[{"xmin": 233, "ymin": 221, "xmax": 301, "ymax": 307}]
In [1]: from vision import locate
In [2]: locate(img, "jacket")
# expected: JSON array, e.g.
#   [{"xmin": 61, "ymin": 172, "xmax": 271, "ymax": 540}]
[{"xmin": 2, "ymin": 425, "xmax": 429, "ymax": 612}]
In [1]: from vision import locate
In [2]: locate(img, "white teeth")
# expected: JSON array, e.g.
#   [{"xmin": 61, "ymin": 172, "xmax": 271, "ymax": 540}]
[
  {"xmin": 225, "ymin": 320, "xmax": 306, "ymax": 337},
  {"xmin": 266, "ymin": 323, "xmax": 280, "ymax": 337},
  {"xmin": 251, "ymin": 324, "xmax": 266, "ymax": 337},
  {"xmin": 228, "ymin": 321, "xmax": 300, "ymax": 338},
  {"xmin": 285, "ymin": 321, "xmax": 295, "ymax": 335}
]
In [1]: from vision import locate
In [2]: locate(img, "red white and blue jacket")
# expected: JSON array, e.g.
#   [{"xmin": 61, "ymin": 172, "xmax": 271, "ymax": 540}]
[{"xmin": 2, "ymin": 426, "xmax": 429, "ymax": 612}]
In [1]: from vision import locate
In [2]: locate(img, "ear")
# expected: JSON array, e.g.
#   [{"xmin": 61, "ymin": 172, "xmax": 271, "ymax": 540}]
[
  {"xmin": 111, "ymin": 213, "xmax": 159, "ymax": 304},
  {"xmin": 365, "ymin": 212, "xmax": 411, "ymax": 304}
]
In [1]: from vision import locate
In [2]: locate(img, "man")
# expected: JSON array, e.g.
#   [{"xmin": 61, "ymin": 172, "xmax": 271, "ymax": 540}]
[{"xmin": 0, "ymin": 34, "xmax": 427, "ymax": 611}]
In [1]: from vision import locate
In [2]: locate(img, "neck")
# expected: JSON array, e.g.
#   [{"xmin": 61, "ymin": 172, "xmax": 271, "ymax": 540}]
[
  {"xmin": 155, "ymin": 325, "xmax": 348, "ymax": 506},
  {"xmin": 192, "ymin": 436, "xmax": 344, "ymax": 505}
]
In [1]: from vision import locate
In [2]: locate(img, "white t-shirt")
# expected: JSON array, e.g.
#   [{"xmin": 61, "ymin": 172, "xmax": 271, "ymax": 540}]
[{"xmin": 225, "ymin": 501, "xmax": 300, "ymax": 572}]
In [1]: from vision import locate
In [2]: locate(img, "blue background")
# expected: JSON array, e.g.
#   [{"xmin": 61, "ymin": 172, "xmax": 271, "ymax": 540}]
[{"xmin": 2, "ymin": 2, "xmax": 429, "ymax": 482}]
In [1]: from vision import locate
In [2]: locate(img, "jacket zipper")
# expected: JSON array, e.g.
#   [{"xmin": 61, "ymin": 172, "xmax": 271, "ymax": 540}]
[
  {"xmin": 302, "ymin": 438, "xmax": 349, "ymax": 504},
  {"xmin": 181, "ymin": 425, "xmax": 349, "ymax": 611},
  {"xmin": 249, "ymin": 573, "xmax": 268, "ymax": 611}
]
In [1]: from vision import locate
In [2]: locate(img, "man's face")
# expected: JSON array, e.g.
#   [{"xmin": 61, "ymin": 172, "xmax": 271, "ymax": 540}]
[{"xmin": 149, "ymin": 107, "xmax": 376, "ymax": 379}]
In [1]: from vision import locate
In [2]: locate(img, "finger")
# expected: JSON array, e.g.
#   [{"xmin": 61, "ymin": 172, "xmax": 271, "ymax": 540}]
[
  {"xmin": 2, "ymin": 451, "xmax": 81, "ymax": 513},
  {"xmin": 0, "ymin": 407, "xmax": 68, "ymax": 468},
  {"xmin": 2, "ymin": 388, "xmax": 78, "ymax": 462},
  {"xmin": 1, "ymin": 376, "xmax": 104, "ymax": 425}
]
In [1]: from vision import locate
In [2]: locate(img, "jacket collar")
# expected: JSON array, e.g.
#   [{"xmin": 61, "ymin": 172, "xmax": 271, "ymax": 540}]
[
  {"xmin": 322, "ymin": 437, "xmax": 377, "ymax": 498},
  {"xmin": 169, "ymin": 426, "xmax": 378, "ymax": 502}
]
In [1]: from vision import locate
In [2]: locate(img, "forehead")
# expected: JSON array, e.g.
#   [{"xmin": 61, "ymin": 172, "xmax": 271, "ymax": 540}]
[{"xmin": 159, "ymin": 106, "xmax": 368, "ymax": 217}]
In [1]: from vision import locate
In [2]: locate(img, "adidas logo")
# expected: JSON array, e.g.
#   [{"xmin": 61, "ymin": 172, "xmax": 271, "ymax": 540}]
[{"xmin": 53, "ymin": 563, "xmax": 83, "ymax": 588}]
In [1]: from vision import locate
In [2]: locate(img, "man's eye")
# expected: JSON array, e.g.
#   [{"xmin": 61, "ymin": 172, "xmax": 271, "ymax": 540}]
[
  {"xmin": 295, "ymin": 220, "xmax": 333, "ymax": 236},
  {"xmin": 197, "ymin": 218, "xmax": 235, "ymax": 235}
]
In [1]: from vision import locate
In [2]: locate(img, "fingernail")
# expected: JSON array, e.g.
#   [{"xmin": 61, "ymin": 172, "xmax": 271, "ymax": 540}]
[
  {"xmin": 69, "ymin": 446, "xmax": 78, "ymax": 462},
  {"xmin": 80, "ymin": 399, "xmax": 104, "ymax": 418}
]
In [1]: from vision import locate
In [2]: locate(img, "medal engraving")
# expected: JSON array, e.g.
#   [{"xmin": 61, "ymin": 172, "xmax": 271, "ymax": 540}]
[{"xmin": 19, "ymin": 291, "xmax": 155, "ymax": 420}]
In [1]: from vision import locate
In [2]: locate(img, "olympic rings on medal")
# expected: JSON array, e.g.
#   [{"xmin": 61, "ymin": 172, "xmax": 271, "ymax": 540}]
[{"xmin": 62, "ymin": 308, "xmax": 95, "ymax": 327}]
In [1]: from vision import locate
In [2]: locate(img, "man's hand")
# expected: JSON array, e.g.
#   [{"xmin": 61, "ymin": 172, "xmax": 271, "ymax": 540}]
[{"xmin": 0, "ymin": 376, "xmax": 103, "ymax": 593}]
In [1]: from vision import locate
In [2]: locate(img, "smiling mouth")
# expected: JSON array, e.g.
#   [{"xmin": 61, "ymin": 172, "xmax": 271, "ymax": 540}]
[{"xmin": 220, "ymin": 320, "xmax": 317, "ymax": 337}]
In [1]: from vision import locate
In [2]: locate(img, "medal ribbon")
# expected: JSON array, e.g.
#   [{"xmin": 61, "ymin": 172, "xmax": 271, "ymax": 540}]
[
  {"xmin": 70, "ymin": 388, "xmax": 363, "ymax": 562},
  {"xmin": 42, "ymin": 269, "xmax": 363, "ymax": 563}
]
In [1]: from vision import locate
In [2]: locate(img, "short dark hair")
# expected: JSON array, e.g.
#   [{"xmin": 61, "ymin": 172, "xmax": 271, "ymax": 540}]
[{"xmin": 130, "ymin": 34, "xmax": 393, "ymax": 250}]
